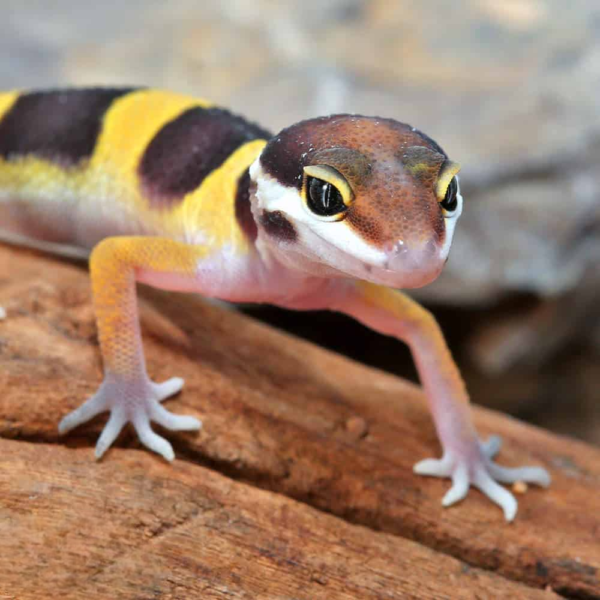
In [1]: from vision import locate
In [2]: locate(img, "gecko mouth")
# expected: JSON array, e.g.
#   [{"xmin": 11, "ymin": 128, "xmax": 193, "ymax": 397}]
[{"xmin": 305, "ymin": 227, "xmax": 443, "ymax": 288}]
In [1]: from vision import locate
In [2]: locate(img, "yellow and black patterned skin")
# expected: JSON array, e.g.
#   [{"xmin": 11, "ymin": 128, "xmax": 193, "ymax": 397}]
[
  {"xmin": 0, "ymin": 87, "xmax": 550, "ymax": 521},
  {"xmin": 0, "ymin": 88, "xmax": 268, "ymax": 251}
]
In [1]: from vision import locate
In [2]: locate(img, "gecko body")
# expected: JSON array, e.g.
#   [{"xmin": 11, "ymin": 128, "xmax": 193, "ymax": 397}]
[{"xmin": 0, "ymin": 87, "xmax": 550, "ymax": 520}]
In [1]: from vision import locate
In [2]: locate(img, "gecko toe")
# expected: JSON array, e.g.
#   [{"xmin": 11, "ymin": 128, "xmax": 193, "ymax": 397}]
[
  {"xmin": 474, "ymin": 468, "xmax": 518, "ymax": 522},
  {"xmin": 154, "ymin": 377, "xmax": 185, "ymax": 401},
  {"xmin": 488, "ymin": 462, "xmax": 551, "ymax": 487},
  {"xmin": 413, "ymin": 454, "xmax": 452, "ymax": 478},
  {"xmin": 94, "ymin": 408, "xmax": 127, "ymax": 459},
  {"xmin": 59, "ymin": 392, "xmax": 108, "ymax": 435},
  {"xmin": 151, "ymin": 402, "xmax": 202, "ymax": 431},
  {"xmin": 441, "ymin": 462, "xmax": 469, "ymax": 507},
  {"xmin": 133, "ymin": 415, "xmax": 175, "ymax": 461}
]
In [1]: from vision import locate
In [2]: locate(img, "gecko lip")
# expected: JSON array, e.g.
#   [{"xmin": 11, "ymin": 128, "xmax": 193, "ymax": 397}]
[{"xmin": 283, "ymin": 219, "xmax": 443, "ymax": 288}]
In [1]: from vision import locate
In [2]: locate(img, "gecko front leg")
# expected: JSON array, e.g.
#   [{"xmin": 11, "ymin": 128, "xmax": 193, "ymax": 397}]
[
  {"xmin": 58, "ymin": 236, "xmax": 204, "ymax": 460},
  {"xmin": 333, "ymin": 280, "xmax": 550, "ymax": 521}
]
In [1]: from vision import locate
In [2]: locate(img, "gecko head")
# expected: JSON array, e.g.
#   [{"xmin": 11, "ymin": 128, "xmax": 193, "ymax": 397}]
[{"xmin": 249, "ymin": 114, "xmax": 462, "ymax": 288}]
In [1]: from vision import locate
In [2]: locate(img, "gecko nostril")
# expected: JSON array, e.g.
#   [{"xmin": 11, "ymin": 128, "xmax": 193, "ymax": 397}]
[
  {"xmin": 383, "ymin": 239, "xmax": 416, "ymax": 271},
  {"xmin": 383, "ymin": 240, "xmax": 408, "ymax": 256}
]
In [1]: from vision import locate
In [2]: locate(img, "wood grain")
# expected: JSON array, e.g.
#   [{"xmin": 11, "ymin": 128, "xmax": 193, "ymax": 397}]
[
  {"xmin": 0, "ymin": 243, "xmax": 598, "ymax": 598},
  {"xmin": 0, "ymin": 440, "xmax": 557, "ymax": 600}
]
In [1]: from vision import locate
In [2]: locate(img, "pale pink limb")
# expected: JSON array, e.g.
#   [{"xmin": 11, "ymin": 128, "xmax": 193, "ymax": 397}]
[{"xmin": 330, "ymin": 280, "xmax": 550, "ymax": 521}]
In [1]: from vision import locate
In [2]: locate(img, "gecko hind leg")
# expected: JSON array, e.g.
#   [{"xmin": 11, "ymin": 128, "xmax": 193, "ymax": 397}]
[{"xmin": 58, "ymin": 376, "xmax": 202, "ymax": 460}]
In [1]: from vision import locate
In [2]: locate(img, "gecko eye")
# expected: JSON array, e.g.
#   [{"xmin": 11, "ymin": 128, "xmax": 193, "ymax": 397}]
[
  {"xmin": 302, "ymin": 164, "xmax": 352, "ymax": 220},
  {"xmin": 440, "ymin": 177, "xmax": 458, "ymax": 214},
  {"xmin": 306, "ymin": 177, "xmax": 347, "ymax": 217}
]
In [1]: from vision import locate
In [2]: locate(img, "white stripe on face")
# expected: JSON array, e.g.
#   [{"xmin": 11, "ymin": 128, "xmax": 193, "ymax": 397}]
[{"xmin": 251, "ymin": 159, "xmax": 389, "ymax": 267}]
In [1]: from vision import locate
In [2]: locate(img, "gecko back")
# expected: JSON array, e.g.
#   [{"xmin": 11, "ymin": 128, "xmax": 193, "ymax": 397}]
[{"xmin": 0, "ymin": 87, "xmax": 270, "ymax": 255}]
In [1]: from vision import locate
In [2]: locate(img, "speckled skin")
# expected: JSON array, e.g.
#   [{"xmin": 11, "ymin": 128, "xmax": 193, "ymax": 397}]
[
  {"xmin": 0, "ymin": 88, "xmax": 550, "ymax": 521},
  {"xmin": 260, "ymin": 115, "xmax": 447, "ymax": 251}
]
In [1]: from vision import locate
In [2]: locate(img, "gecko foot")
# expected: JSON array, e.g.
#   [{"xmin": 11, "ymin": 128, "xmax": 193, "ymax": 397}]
[
  {"xmin": 58, "ymin": 376, "xmax": 202, "ymax": 461},
  {"xmin": 413, "ymin": 436, "xmax": 551, "ymax": 521}
]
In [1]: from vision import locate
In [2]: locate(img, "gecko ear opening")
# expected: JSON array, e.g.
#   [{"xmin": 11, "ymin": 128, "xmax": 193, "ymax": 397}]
[{"xmin": 435, "ymin": 160, "xmax": 461, "ymax": 201}]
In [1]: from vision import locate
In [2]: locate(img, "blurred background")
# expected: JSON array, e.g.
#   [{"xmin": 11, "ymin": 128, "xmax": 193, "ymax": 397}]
[{"xmin": 3, "ymin": 0, "xmax": 599, "ymax": 443}]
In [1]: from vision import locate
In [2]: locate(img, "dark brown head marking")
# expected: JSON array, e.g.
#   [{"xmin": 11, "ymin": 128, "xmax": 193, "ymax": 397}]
[
  {"xmin": 234, "ymin": 168, "xmax": 258, "ymax": 242},
  {"xmin": 139, "ymin": 106, "xmax": 271, "ymax": 209},
  {"xmin": 260, "ymin": 114, "xmax": 446, "ymax": 189},
  {"xmin": 0, "ymin": 87, "xmax": 138, "ymax": 166},
  {"xmin": 259, "ymin": 210, "xmax": 297, "ymax": 243}
]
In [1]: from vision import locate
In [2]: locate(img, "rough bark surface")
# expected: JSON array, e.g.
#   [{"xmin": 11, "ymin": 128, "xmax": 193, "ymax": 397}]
[{"xmin": 0, "ymin": 243, "xmax": 598, "ymax": 599}]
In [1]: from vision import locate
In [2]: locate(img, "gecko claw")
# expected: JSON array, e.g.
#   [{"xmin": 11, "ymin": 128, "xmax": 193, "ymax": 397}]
[{"xmin": 413, "ymin": 436, "xmax": 550, "ymax": 521}]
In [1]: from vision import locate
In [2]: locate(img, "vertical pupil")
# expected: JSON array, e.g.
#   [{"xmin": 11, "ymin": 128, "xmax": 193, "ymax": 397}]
[
  {"xmin": 307, "ymin": 176, "xmax": 346, "ymax": 216},
  {"xmin": 321, "ymin": 182, "xmax": 331, "ymax": 208}
]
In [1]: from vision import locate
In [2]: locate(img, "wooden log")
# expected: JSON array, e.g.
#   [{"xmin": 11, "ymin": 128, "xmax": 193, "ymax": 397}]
[
  {"xmin": 0, "ymin": 440, "xmax": 556, "ymax": 600},
  {"xmin": 0, "ymin": 242, "xmax": 598, "ymax": 598}
]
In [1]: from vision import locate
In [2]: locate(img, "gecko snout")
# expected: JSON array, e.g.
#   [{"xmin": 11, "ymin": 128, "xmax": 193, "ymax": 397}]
[{"xmin": 383, "ymin": 238, "xmax": 440, "ymax": 272}]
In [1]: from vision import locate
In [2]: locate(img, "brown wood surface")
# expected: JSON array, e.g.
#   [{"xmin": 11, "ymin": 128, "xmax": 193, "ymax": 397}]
[{"xmin": 0, "ymin": 242, "xmax": 598, "ymax": 599}]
